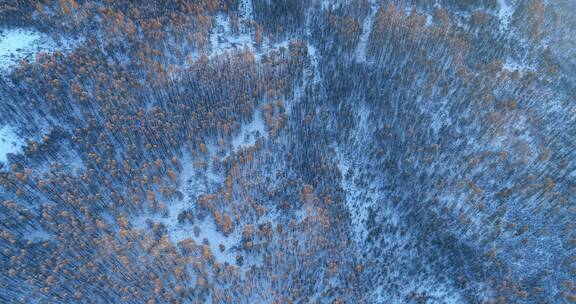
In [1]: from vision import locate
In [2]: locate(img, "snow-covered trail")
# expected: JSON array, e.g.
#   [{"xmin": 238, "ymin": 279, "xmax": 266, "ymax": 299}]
[
  {"xmin": 303, "ymin": 4, "xmax": 322, "ymax": 85},
  {"xmin": 497, "ymin": 0, "xmax": 514, "ymax": 32},
  {"xmin": 306, "ymin": 44, "xmax": 321, "ymax": 84},
  {"xmin": 355, "ymin": 3, "xmax": 378, "ymax": 62}
]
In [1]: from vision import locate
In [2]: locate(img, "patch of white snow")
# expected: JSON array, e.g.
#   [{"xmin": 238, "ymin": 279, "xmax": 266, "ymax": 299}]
[
  {"xmin": 426, "ymin": 14, "xmax": 433, "ymax": 27},
  {"xmin": 232, "ymin": 108, "xmax": 266, "ymax": 153},
  {"xmin": 0, "ymin": 125, "xmax": 24, "ymax": 163},
  {"xmin": 22, "ymin": 228, "xmax": 52, "ymax": 242},
  {"xmin": 209, "ymin": 14, "xmax": 253, "ymax": 57},
  {"xmin": 497, "ymin": 0, "xmax": 514, "ymax": 32},
  {"xmin": 355, "ymin": 7, "xmax": 377, "ymax": 63},
  {"xmin": 0, "ymin": 28, "xmax": 82, "ymax": 72}
]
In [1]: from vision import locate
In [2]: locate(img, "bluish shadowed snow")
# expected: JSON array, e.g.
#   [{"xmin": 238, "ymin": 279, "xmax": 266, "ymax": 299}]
[
  {"xmin": 232, "ymin": 108, "xmax": 266, "ymax": 153},
  {"xmin": 205, "ymin": 13, "xmax": 292, "ymax": 61},
  {"xmin": 0, "ymin": 125, "xmax": 24, "ymax": 163},
  {"xmin": 22, "ymin": 228, "xmax": 52, "ymax": 242},
  {"xmin": 0, "ymin": 28, "xmax": 82, "ymax": 72},
  {"xmin": 355, "ymin": 3, "xmax": 377, "ymax": 63},
  {"xmin": 497, "ymin": 0, "xmax": 514, "ymax": 31},
  {"xmin": 238, "ymin": 0, "xmax": 254, "ymax": 21}
]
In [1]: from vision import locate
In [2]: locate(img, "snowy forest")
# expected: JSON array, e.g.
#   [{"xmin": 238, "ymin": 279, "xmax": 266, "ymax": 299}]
[{"xmin": 0, "ymin": 0, "xmax": 575, "ymax": 303}]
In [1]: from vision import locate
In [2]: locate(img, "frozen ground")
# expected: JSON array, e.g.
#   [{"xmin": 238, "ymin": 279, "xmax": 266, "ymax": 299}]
[
  {"xmin": 355, "ymin": 2, "xmax": 377, "ymax": 63},
  {"xmin": 209, "ymin": 14, "xmax": 254, "ymax": 58},
  {"xmin": 334, "ymin": 104, "xmax": 394, "ymax": 244},
  {"xmin": 132, "ymin": 208, "xmax": 242, "ymax": 266},
  {"xmin": 238, "ymin": 0, "xmax": 254, "ymax": 21},
  {"xmin": 0, "ymin": 125, "xmax": 24, "ymax": 163},
  {"xmin": 497, "ymin": 0, "xmax": 514, "ymax": 32},
  {"xmin": 22, "ymin": 228, "xmax": 52, "ymax": 242},
  {"xmin": 130, "ymin": 108, "xmax": 269, "ymax": 267},
  {"xmin": 503, "ymin": 57, "xmax": 535, "ymax": 75},
  {"xmin": 232, "ymin": 108, "xmax": 267, "ymax": 153},
  {"xmin": 205, "ymin": 12, "xmax": 293, "ymax": 62},
  {"xmin": 0, "ymin": 28, "xmax": 81, "ymax": 72}
]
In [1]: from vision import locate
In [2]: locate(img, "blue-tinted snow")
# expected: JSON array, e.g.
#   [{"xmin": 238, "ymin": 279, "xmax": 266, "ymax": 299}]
[
  {"xmin": 0, "ymin": 28, "xmax": 82, "ymax": 72},
  {"xmin": 238, "ymin": 0, "xmax": 254, "ymax": 21},
  {"xmin": 0, "ymin": 125, "xmax": 24, "ymax": 163},
  {"xmin": 232, "ymin": 108, "xmax": 267, "ymax": 153},
  {"xmin": 497, "ymin": 0, "xmax": 514, "ymax": 31},
  {"xmin": 356, "ymin": 10, "xmax": 374, "ymax": 61}
]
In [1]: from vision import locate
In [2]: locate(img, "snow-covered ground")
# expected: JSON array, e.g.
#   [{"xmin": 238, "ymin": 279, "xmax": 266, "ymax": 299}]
[
  {"xmin": 334, "ymin": 104, "xmax": 401, "ymax": 244},
  {"xmin": 355, "ymin": 4, "xmax": 377, "ymax": 63},
  {"xmin": 200, "ymin": 12, "xmax": 291, "ymax": 62},
  {"xmin": 209, "ymin": 14, "xmax": 254, "ymax": 58},
  {"xmin": 497, "ymin": 0, "xmax": 514, "ymax": 32},
  {"xmin": 0, "ymin": 29, "xmax": 42, "ymax": 65},
  {"xmin": 238, "ymin": 0, "xmax": 254, "ymax": 21},
  {"xmin": 303, "ymin": 5, "xmax": 322, "ymax": 86},
  {"xmin": 0, "ymin": 125, "xmax": 24, "ymax": 163},
  {"xmin": 22, "ymin": 228, "xmax": 52, "ymax": 242},
  {"xmin": 130, "ymin": 186, "xmax": 242, "ymax": 267},
  {"xmin": 0, "ymin": 28, "xmax": 82, "ymax": 72},
  {"xmin": 232, "ymin": 108, "xmax": 267, "ymax": 153},
  {"xmin": 133, "ymin": 204, "xmax": 242, "ymax": 265},
  {"xmin": 502, "ymin": 57, "xmax": 536, "ymax": 76},
  {"xmin": 306, "ymin": 44, "xmax": 322, "ymax": 84},
  {"xmin": 130, "ymin": 107, "xmax": 268, "ymax": 267}
]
